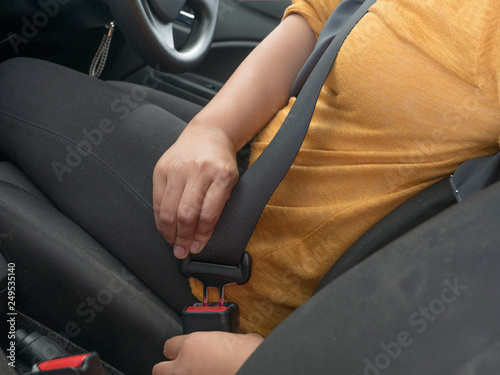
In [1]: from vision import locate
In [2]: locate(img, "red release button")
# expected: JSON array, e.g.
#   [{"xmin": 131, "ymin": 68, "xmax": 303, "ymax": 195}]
[
  {"xmin": 38, "ymin": 354, "xmax": 91, "ymax": 371},
  {"xmin": 185, "ymin": 306, "xmax": 229, "ymax": 312}
]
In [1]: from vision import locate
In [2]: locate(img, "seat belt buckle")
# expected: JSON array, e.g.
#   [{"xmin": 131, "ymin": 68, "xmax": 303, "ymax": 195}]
[
  {"xmin": 31, "ymin": 352, "xmax": 105, "ymax": 375},
  {"xmin": 182, "ymin": 302, "xmax": 240, "ymax": 334},
  {"xmin": 179, "ymin": 252, "xmax": 252, "ymax": 334}
]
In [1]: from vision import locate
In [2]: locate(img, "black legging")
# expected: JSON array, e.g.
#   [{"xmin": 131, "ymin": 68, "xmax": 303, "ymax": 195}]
[{"xmin": 0, "ymin": 58, "xmax": 205, "ymax": 313}]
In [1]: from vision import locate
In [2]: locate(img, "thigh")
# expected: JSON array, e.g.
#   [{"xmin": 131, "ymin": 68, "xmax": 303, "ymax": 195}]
[
  {"xmin": 107, "ymin": 80, "xmax": 203, "ymax": 123},
  {"xmin": 0, "ymin": 58, "xmax": 198, "ymax": 312}
]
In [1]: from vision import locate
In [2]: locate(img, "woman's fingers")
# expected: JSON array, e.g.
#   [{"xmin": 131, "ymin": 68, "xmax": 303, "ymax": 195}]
[
  {"xmin": 173, "ymin": 174, "xmax": 211, "ymax": 258},
  {"xmin": 153, "ymin": 158, "xmax": 238, "ymax": 259},
  {"xmin": 192, "ymin": 171, "xmax": 238, "ymax": 253},
  {"xmin": 163, "ymin": 335, "xmax": 185, "ymax": 360},
  {"xmin": 152, "ymin": 163, "xmax": 168, "ymax": 233},
  {"xmin": 174, "ymin": 160, "xmax": 238, "ymax": 257},
  {"xmin": 153, "ymin": 161, "xmax": 185, "ymax": 246},
  {"xmin": 152, "ymin": 125, "xmax": 239, "ymax": 259},
  {"xmin": 153, "ymin": 332, "xmax": 264, "ymax": 375}
]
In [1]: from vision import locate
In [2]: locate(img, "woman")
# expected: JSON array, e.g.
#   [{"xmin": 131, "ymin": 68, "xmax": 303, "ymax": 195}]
[
  {"xmin": 152, "ymin": 0, "xmax": 500, "ymax": 373},
  {"xmin": 0, "ymin": 0, "xmax": 498, "ymax": 373}
]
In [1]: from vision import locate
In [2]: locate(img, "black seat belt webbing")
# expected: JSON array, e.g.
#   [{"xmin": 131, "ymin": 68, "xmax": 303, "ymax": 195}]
[
  {"xmin": 291, "ymin": 0, "xmax": 365, "ymax": 97},
  {"xmin": 187, "ymin": 0, "xmax": 377, "ymax": 270}
]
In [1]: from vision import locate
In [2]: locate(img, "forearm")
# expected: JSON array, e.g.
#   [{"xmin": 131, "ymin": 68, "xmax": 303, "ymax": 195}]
[
  {"xmin": 188, "ymin": 13, "xmax": 316, "ymax": 151},
  {"xmin": 153, "ymin": 13, "xmax": 316, "ymax": 258}
]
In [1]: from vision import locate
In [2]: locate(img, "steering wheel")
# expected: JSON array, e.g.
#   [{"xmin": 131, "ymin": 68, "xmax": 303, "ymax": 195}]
[{"xmin": 106, "ymin": 0, "xmax": 219, "ymax": 73}]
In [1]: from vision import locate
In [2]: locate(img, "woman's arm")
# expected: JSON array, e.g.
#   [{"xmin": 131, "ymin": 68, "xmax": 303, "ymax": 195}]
[
  {"xmin": 190, "ymin": 13, "xmax": 316, "ymax": 151},
  {"xmin": 153, "ymin": 14, "xmax": 316, "ymax": 258}
]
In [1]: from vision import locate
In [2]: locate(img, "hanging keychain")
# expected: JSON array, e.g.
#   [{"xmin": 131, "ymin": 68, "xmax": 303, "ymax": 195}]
[{"xmin": 89, "ymin": 21, "xmax": 115, "ymax": 78}]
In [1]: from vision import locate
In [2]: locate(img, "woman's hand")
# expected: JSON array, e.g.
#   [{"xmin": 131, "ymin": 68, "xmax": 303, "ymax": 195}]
[
  {"xmin": 152, "ymin": 14, "xmax": 315, "ymax": 259},
  {"xmin": 152, "ymin": 332, "xmax": 264, "ymax": 375},
  {"xmin": 153, "ymin": 124, "xmax": 239, "ymax": 259}
]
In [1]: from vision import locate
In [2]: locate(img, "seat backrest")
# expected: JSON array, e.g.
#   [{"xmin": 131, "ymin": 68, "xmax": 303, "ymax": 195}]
[
  {"xmin": 239, "ymin": 179, "xmax": 500, "ymax": 375},
  {"xmin": 315, "ymin": 177, "xmax": 456, "ymax": 293},
  {"xmin": 316, "ymin": 151, "xmax": 500, "ymax": 293}
]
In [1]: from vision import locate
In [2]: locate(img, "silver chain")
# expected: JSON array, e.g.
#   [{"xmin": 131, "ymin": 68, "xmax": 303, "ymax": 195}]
[{"xmin": 89, "ymin": 21, "xmax": 115, "ymax": 78}]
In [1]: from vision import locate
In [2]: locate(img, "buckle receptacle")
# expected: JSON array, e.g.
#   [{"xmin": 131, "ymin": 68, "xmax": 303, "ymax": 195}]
[
  {"xmin": 180, "ymin": 252, "xmax": 252, "ymax": 333},
  {"xmin": 32, "ymin": 352, "xmax": 105, "ymax": 375}
]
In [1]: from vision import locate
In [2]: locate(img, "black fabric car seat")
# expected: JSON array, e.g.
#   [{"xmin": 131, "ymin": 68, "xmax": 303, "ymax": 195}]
[
  {"xmin": 238, "ymin": 179, "xmax": 500, "ymax": 375},
  {"xmin": 3, "ymin": 152, "xmax": 499, "ymax": 375},
  {"xmin": 0, "ymin": 156, "xmax": 458, "ymax": 375},
  {"xmin": 1, "ymin": 60, "xmax": 498, "ymax": 374},
  {"xmin": 0, "ymin": 159, "xmax": 182, "ymax": 375},
  {"xmin": 0, "ymin": 70, "xmax": 208, "ymax": 375}
]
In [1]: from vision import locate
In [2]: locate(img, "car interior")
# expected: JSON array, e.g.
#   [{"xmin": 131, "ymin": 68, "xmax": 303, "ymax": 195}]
[{"xmin": 1, "ymin": 1, "xmax": 500, "ymax": 374}]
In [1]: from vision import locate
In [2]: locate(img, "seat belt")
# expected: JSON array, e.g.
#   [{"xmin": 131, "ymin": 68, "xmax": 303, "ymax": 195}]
[
  {"xmin": 180, "ymin": 0, "xmax": 377, "ymax": 332},
  {"xmin": 291, "ymin": 0, "xmax": 366, "ymax": 97}
]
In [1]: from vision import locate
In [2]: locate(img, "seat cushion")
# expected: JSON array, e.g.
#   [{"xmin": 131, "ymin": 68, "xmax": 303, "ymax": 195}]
[
  {"xmin": 0, "ymin": 161, "xmax": 49, "ymax": 201},
  {"xmin": 0, "ymin": 162, "xmax": 182, "ymax": 375}
]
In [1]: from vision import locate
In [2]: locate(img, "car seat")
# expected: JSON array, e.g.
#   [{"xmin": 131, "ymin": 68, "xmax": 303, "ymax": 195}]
[
  {"xmin": 3, "ymin": 146, "xmax": 500, "ymax": 375},
  {"xmin": 1, "ymin": 63, "xmax": 499, "ymax": 373}
]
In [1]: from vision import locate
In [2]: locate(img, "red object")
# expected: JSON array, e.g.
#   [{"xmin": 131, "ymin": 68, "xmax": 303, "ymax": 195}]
[
  {"xmin": 38, "ymin": 354, "xmax": 91, "ymax": 371},
  {"xmin": 185, "ymin": 306, "xmax": 229, "ymax": 312}
]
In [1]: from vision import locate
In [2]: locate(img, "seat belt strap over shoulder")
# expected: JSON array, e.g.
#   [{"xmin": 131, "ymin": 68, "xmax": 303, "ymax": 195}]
[
  {"xmin": 180, "ymin": 0, "xmax": 377, "ymax": 333},
  {"xmin": 291, "ymin": 0, "xmax": 367, "ymax": 97}
]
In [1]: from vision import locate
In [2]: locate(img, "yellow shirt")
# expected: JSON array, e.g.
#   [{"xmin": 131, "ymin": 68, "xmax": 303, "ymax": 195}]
[{"xmin": 191, "ymin": 0, "xmax": 500, "ymax": 336}]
